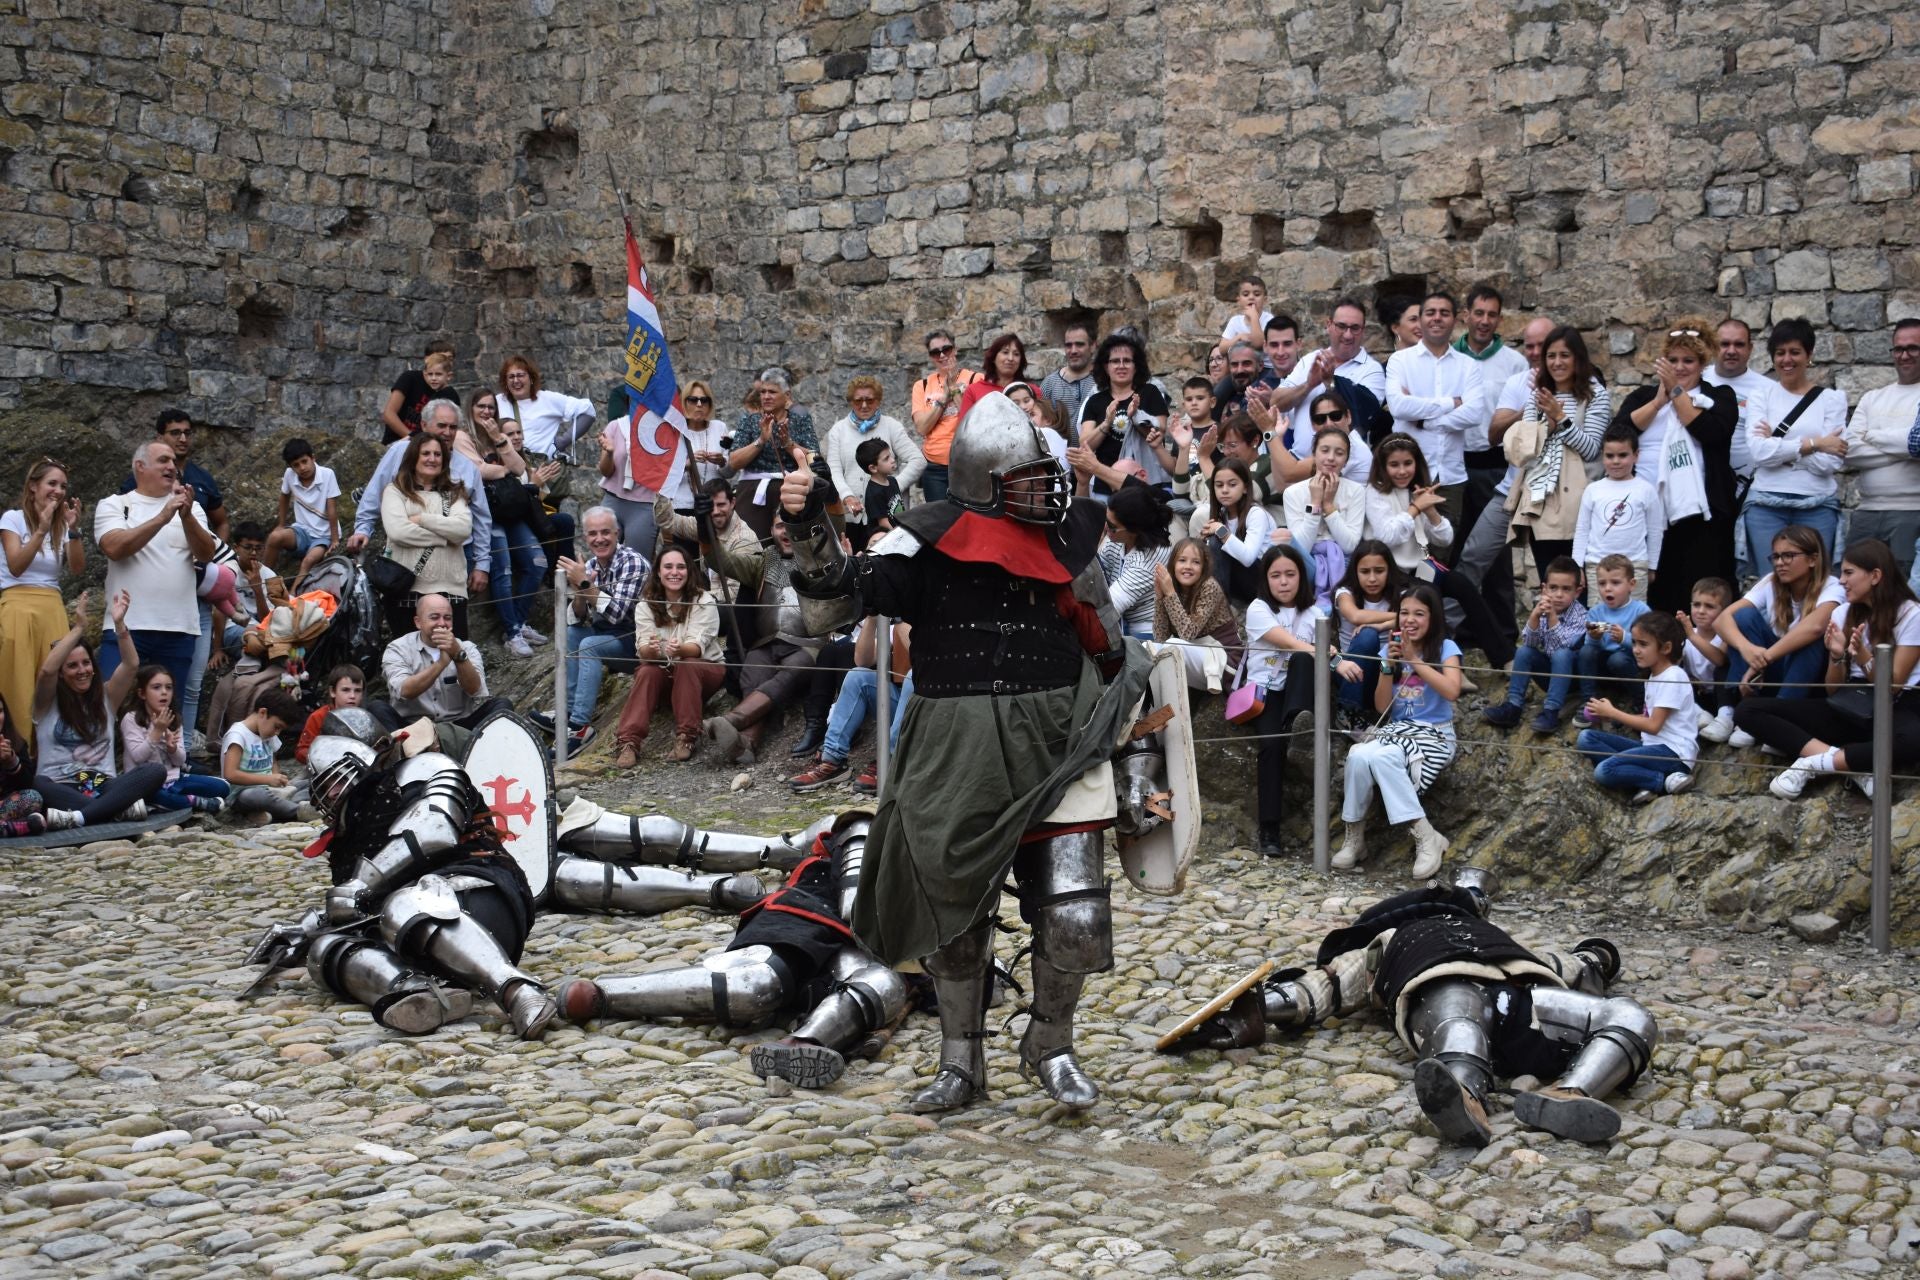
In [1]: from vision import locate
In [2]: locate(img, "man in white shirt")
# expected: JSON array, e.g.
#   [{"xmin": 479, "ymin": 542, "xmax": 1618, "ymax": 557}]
[
  {"xmin": 1455, "ymin": 316, "xmax": 1556, "ymax": 647},
  {"xmin": 1271, "ymin": 297, "xmax": 1386, "ymax": 484},
  {"xmin": 345, "ymin": 398, "xmax": 493, "ymax": 593},
  {"xmin": 373, "ymin": 593, "xmax": 508, "ymax": 754},
  {"xmin": 1843, "ymin": 318, "xmax": 1920, "ymax": 577},
  {"xmin": 94, "ymin": 440, "xmax": 217, "ymax": 698},
  {"xmin": 1453, "ymin": 284, "xmax": 1532, "ymax": 556},
  {"xmin": 1385, "ymin": 291, "xmax": 1484, "ymax": 536},
  {"xmin": 1702, "ymin": 318, "xmax": 1773, "ymax": 576}
]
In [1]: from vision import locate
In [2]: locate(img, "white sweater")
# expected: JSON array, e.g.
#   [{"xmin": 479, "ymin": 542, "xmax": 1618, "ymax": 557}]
[
  {"xmin": 1843, "ymin": 380, "xmax": 1920, "ymax": 510},
  {"xmin": 1282, "ymin": 476, "xmax": 1366, "ymax": 554}
]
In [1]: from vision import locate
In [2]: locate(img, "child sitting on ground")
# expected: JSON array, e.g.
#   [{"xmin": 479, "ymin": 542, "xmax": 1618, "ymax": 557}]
[
  {"xmin": 1332, "ymin": 540, "xmax": 1406, "ymax": 714},
  {"xmin": 1681, "ymin": 577, "xmax": 1736, "ymax": 740},
  {"xmin": 222, "ymin": 688, "xmax": 305, "ymax": 824},
  {"xmin": 1576, "ymin": 611, "xmax": 1698, "ymax": 804},
  {"xmin": 295, "ymin": 664, "xmax": 364, "ymax": 764},
  {"xmin": 1573, "ymin": 425, "xmax": 1664, "ymax": 604},
  {"xmin": 266, "ymin": 438, "xmax": 341, "ymax": 580},
  {"xmin": 1152, "ymin": 537, "xmax": 1243, "ymax": 692},
  {"xmin": 849, "ymin": 437, "xmax": 903, "ymax": 552},
  {"xmin": 1483, "ymin": 557, "xmax": 1588, "ymax": 732},
  {"xmin": 120, "ymin": 665, "xmax": 230, "ymax": 814},
  {"xmin": 1576, "ymin": 554, "xmax": 1651, "ymax": 720}
]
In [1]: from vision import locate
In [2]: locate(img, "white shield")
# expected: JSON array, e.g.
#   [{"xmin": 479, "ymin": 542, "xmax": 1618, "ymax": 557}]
[
  {"xmin": 461, "ymin": 709, "xmax": 556, "ymax": 905},
  {"xmin": 1116, "ymin": 645, "xmax": 1201, "ymax": 896}
]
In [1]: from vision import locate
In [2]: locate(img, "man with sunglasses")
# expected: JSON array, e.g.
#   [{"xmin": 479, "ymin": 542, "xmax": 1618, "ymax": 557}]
[
  {"xmin": 1039, "ymin": 324, "xmax": 1099, "ymax": 439},
  {"xmin": 911, "ymin": 332, "xmax": 981, "ymax": 502}
]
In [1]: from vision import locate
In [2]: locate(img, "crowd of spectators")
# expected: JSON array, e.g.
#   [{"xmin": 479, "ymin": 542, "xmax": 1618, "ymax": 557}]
[{"xmin": 1, "ymin": 296, "xmax": 1916, "ymax": 869}]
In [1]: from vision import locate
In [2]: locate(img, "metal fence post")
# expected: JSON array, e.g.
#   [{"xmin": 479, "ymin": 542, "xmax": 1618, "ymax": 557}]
[
  {"xmin": 1313, "ymin": 615, "xmax": 1332, "ymax": 875},
  {"xmin": 873, "ymin": 615, "xmax": 893, "ymax": 798},
  {"xmin": 1871, "ymin": 642, "xmax": 1892, "ymax": 954},
  {"xmin": 552, "ymin": 568, "xmax": 570, "ymax": 769}
]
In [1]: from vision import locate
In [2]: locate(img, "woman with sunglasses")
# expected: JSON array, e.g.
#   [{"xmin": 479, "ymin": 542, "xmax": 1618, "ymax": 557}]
[
  {"xmin": 910, "ymin": 333, "xmax": 981, "ymax": 503},
  {"xmin": 595, "ymin": 378, "xmax": 711, "ymax": 559},
  {"xmin": 680, "ymin": 380, "xmax": 731, "ymax": 485},
  {"xmin": 824, "ymin": 376, "xmax": 925, "ymax": 531},
  {"xmin": 2, "ymin": 458, "xmax": 85, "ymax": 748},
  {"xmin": 1612, "ymin": 320, "xmax": 1739, "ymax": 613}
]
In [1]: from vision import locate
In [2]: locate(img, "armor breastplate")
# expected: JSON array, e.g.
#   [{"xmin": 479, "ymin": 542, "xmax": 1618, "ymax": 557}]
[{"xmin": 910, "ymin": 557, "xmax": 1084, "ymax": 697}]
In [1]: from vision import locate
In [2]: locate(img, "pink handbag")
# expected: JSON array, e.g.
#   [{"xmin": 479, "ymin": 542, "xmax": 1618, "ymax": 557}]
[{"xmin": 1225, "ymin": 658, "xmax": 1265, "ymax": 725}]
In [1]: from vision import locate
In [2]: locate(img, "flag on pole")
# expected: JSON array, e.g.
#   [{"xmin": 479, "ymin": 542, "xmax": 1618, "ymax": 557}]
[{"xmin": 619, "ymin": 222, "xmax": 691, "ymax": 492}]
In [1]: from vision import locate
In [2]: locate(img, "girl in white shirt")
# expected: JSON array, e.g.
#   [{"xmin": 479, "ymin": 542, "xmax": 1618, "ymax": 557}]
[
  {"xmin": 1283, "ymin": 417, "xmax": 1367, "ymax": 556},
  {"xmin": 1576, "ymin": 612, "xmax": 1699, "ymax": 803},
  {"xmin": 1193, "ymin": 460, "xmax": 1275, "ymax": 605},
  {"xmin": 1706, "ymin": 525, "xmax": 1843, "ymax": 746},
  {"xmin": 1243, "ymin": 544, "xmax": 1339, "ymax": 860}
]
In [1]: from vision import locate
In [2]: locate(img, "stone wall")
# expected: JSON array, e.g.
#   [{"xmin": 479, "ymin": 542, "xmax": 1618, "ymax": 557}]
[{"xmin": 6, "ymin": 0, "xmax": 1920, "ymax": 446}]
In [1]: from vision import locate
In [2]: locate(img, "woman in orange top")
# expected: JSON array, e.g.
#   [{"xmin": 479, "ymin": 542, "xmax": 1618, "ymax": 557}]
[{"xmin": 909, "ymin": 330, "xmax": 980, "ymax": 502}]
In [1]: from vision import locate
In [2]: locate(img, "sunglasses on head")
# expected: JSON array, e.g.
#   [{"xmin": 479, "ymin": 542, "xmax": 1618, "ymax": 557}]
[
  {"xmin": 1668, "ymin": 328, "xmax": 1701, "ymax": 338},
  {"xmin": 1311, "ymin": 409, "xmax": 1349, "ymax": 425},
  {"xmin": 928, "ymin": 344, "xmax": 955, "ymax": 357}
]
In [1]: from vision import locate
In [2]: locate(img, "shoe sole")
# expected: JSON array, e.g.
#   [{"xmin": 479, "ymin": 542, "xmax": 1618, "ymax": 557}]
[
  {"xmin": 749, "ymin": 1041, "xmax": 846, "ymax": 1089},
  {"xmin": 377, "ymin": 990, "xmax": 451, "ymax": 1035},
  {"xmin": 1414, "ymin": 1058, "xmax": 1492, "ymax": 1147},
  {"xmin": 788, "ymin": 774, "xmax": 846, "ymax": 793},
  {"xmin": 555, "ymin": 979, "xmax": 603, "ymax": 1024},
  {"xmin": 1512, "ymin": 1088, "xmax": 1620, "ymax": 1143}
]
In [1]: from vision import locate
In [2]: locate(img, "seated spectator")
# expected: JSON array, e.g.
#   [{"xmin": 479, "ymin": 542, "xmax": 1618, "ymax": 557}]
[
  {"xmin": 1193, "ymin": 413, "xmax": 1274, "ymax": 507},
  {"xmin": 1710, "ymin": 525, "xmax": 1842, "ymax": 744},
  {"xmin": 211, "ymin": 522, "xmax": 288, "ymax": 671},
  {"xmin": 31, "ymin": 591, "xmax": 165, "ymax": 829},
  {"xmin": 265, "ymin": 437, "xmax": 341, "ymax": 581},
  {"xmin": 616, "ymin": 547, "xmax": 723, "ymax": 766},
  {"xmin": 373, "ymin": 594, "xmax": 508, "ymax": 755},
  {"xmin": 1745, "ymin": 318, "xmax": 1849, "ymax": 562},
  {"xmin": 96, "ymin": 439, "xmax": 216, "ymax": 708},
  {"xmin": 378, "ymin": 433, "xmax": 474, "ymax": 640},
  {"xmin": 497, "ymin": 353, "xmax": 596, "ymax": 456},
  {"xmin": 787, "ymin": 618, "xmax": 912, "ymax": 791},
  {"xmin": 1333, "ymin": 583, "xmax": 1461, "ymax": 879},
  {"xmin": 1153, "ymin": 537, "xmax": 1243, "ymax": 692},
  {"xmin": 680, "ymin": 380, "xmax": 732, "ymax": 487},
  {"xmin": 1191, "ymin": 458, "xmax": 1275, "ymax": 606},
  {"xmin": 1, "ymin": 458, "xmax": 85, "ymax": 746},
  {"xmin": 382, "ymin": 340, "xmax": 457, "ymax": 442},
  {"xmin": 656, "ymin": 478, "xmax": 766, "ymax": 682},
  {"xmin": 119, "ymin": 664, "xmax": 229, "ymax": 814},
  {"xmin": 1245, "ymin": 544, "xmax": 1329, "ymax": 859},
  {"xmin": 1100, "ymin": 483, "xmax": 1176, "ymax": 639},
  {"xmin": 1679, "ymin": 577, "xmax": 1735, "ymax": 725},
  {"xmin": 295, "ymin": 664, "xmax": 364, "ymax": 764},
  {"xmin": 1577, "ymin": 612, "xmax": 1698, "ymax": 803},
  {"xmin": 548, "ymin": 506, "xmax": 647, "ymax": 751},
  {"xmin": 1271, "ymin": 386, "xmax": 1375, "ymax": 490},
  {"xmin": 1737, "ymin": 539, "xmax": 1920, "ymax": 799},
  {"xmin": 1331, "ymin": 541, "xmax": 1407, "ymax": 714},
  {"xmin": 703, "ymin": 514, "xmax": 829, "ymax": 763},
  {"xmin": 727, "ymin": 368, "xmax": 819, "ymax": 539},
  {"xmin": 1576, "ymin": 555, "xmax": 1652, "ymax": 718},
  {"xmin": 459, "ymin": 401, "xmax": 553, "ymax": 657},
  {"xmin": 499, "ymin": 413, "xmax": 575, "ymax": 630},
  {"xmin": 222, "ymin": 688, "xmax": 306, "ymax": 824},
  {"xmin": 822, "ymin": 376, "xmax": 924, "ymax": 544},
  {"xmin": 0, "ymin": 692, "xmax": 47, "ymax": 837},
  {"xmin": 1282, "ymin": 422, "xmax": 1368, "ymax": 587},
  {"xmin": 1483, "ymin": 557, "xmax": 1588, "ymax": 733}
]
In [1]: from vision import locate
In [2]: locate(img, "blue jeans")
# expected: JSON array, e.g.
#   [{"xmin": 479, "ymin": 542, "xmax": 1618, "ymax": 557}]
[
  {"xmin": 1744, "ymin": 499, "xmax": 1840, "ymax": 568},
  {"xmin": 1506, "ymin": 643, "xmax": 1578, "ymax": 712},
  {"xmin": 1576, "ymin": 642, "xmax": 1639, "ymax": 704},
  {"xmin": 1723, "ymin": 606, "xmax": 1825, "ymax": 699},
  {"xmin": 489, "ymin": 521, "xmax": 548, "ymax": 634},
  {"xmin": 152, "ymin": 773, "xmax": 232, "ymax": 812},
  {"xmin": 98, "ymin": 628, "xmax": 198, "ymax": 713},
  {"xmin": 919, "ymin": 463, "xmax": 949, "ymax": 503},
  {"xmin": 565, "ymin": 622, "xmax": 636, "ymax": 727},
  {"xmin": 1577, "ymin": 729, "xmax": 1688, "ymax": 793},
  {"xmin": 821, "ymin": 668, "xmax": 913, "ymax": 765},
  {"xmin": 1336, "ymin": 626, "xmax": 1383, "ymax": 709}
]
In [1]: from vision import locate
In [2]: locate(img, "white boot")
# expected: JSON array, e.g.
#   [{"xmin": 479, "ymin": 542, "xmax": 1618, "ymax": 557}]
[
  {"xmin": 1410, "ymin": 818, "xmax": 1449, "ymax": 879},
  {"xmin": 1331, "ymin": 821, "xmax": 1366, "ymax": 870}
]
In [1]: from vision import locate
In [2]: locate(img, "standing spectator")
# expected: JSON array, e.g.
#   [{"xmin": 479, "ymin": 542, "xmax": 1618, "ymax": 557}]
[
  {"xmin": 1702, "ymin": 318, "xmax": 1771, "ymax": 579},
  {"xmin": 1576, "ymin": 611, "xmax": 1699, "ymax": 802},
  {"xmin": 1572, "ymin": 426, "xmax": 1663, "ymax": 601},
  {"xmin": 346, "ymin": 399, "xmax": 493, "ymax": 614},
  {"xmin": 679, "ymin": 380, "xmax": 733, "ymax": 486},
  {"xmin": 1244, "ymin": 543, "xmax": 1328, "ymax": 858},
  {"xmin": 497, "ymin": 354, "xmax": 596, "ymax": 456},
  {"xmin": 1242, "ymin": 316, "xmax": 1305, "ymax": 447},
  {"xmin": 1039, "ymin": 324, "xmax": 1099, "ymax": 435},
  {"xmin": 381, "ymin": 340, "xmax": 457, "ymax": 442},
  {"xmin": 1745, "ymin": 318, "xmax": 1849, "ymax": 560},
  {"xmin": 95, "ymin": 441, "xmax": 215, "ymax": 704},
  {"xmin": 265, "ymin": 438, "xmax": 340, "ymax": 581},
  {"xmin": 548, "ymin": 507, "xmax": 647, "ymax": 751},
  {"xmin": 727, "ymin": 368, "xmax": 819, "ymax": 539},
  {"xmin": 1457, "ymin": 316, "xmax": 1556, "ymax": 649},
  {"xmin": 119, "ymin": 410, "xmax": 229, "ymax": 539},
  {"xmin": 1079, "ymin": 332, "xmax": 1173, "ymax": 497},
  {"xmin": 0, "ymin": 692, "xmax": 47, "ymax": 836},
  {"xmin": 378, "ymin": 434, "xmax": 474, "ymax": 640},
  {"xmin": 1, "ymin": 459, "xmax": 84, "ymax": 747},
  {"xmin": 598, "ymin": 383, "xmax": 701, "ymax": 562},
  {"xmin": 1382, "ymin": 296, "xmax": 1422, "ymax": 353},
  {"xmin": 1385, "ymin": 292, "xmax": 1485, "ymax": 532},
  {"xmin": 1275, "ymin": 298, "xmax": 1388, "ymax": 459},
  {"xmin": 1007, "ymin": 384, "xmax": 1073, "ymax": 477},
  {"xmin": 1453, "ymin": 284, "xmax": 1532, "ymax": 548},
  {"xmin": 824, "ymin": 376, "xmax": 925, "ymax": 529},
  {"xmin": 1206, "ymin": 344, "xmax": 1230, "ymax": 387},
  {"xmin": 372, "ymin": 594, "xmax": 508, "ymax": 753},
  {"xmin": 1192, "ymin": 459, "xmax": 1275, "ymax": 605},
  {"xmin": 1842, "ymin": 319, "xmax": 1920, "ymax": 578},
  {"xmin": 120, "ymin": 665, "xmax": 228, "ymax": 814},
  {"xmin": 959, "ymin": 333, "xmax": 1029, "ymax": 415},
  {"xmin": 32, "ymin": 591, "xmax": 166, "ymax": 829},
  {"xmin": 1709, "ymin": 526, "xmax": 1842, "ymax": 739},
  {"xmin": 1505, "ymin": 325, "xmax": 1610, "ymax": 588},
  {"xmin": 616, "ymin": 547, "xmax": 722, "ymax": 766},
  {"xmin": 1737, "ymin": 538, "xmax": 1920, "ymax": 798},
  {"xmin": 1098, "ymin": 484, "xmax": 1175, "ymax": 639},
  {"xmin": 1333, "ymin": 583, "xmax": 1462, "ymax": 879},
  {"xmin": 911, "ymin": 334, "xmax": 981, "ymax": 502},
  {"xmin": 1152, "ymin": 538, "xmax": 1242, "ymax": 692},
  {"xmin": 1613, "ymin": 321, "xmax": 1740, "ymax": 615}
]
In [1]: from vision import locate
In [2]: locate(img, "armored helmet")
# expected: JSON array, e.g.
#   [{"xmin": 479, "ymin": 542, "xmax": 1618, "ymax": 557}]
[
  {"xmin": 307, "ymin": 736, "xmax": 378, "ymax": 829},
  {"xmin": 946, "ymin": 391, "xmax": 1071, "ymax": 525}
]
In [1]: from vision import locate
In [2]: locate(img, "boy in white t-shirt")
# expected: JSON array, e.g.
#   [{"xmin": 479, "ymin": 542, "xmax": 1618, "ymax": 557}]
[
  {"xmin": 1573, "ymin": 425, "xmax": 1664, "ymax": 603},
  {"xmin": 1219, "ymin": 275, "xmax": 1276, "ymax": 354},
  {"xmin": 1575, "ymin": 611, "xmax": 1699, "ymax": 804},
  {"xmin": 221, "ymin": 687, "xmax": 306, "ymax": 825},
  {"xmin": 266, "ymin": 437, "xmax": 341, "ymax": 579},
  {"xmin": 1682, "ymin": 577, "xmax": 1739, "ymax": 739}
]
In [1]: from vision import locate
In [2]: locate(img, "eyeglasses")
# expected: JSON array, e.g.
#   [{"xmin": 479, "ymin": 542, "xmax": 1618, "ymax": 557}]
[
  {"xmin": 1310, "ymin": 410, "xmax": 1349, "ymax": 425},
  {"xmin": 927, "ymin": 344, "xmax": 955, "ymax": 357},
  {"xmin": 849, "ymin": 395, "xmax": 879, "ymax": 404},
  {"xmin": 1769, "ymin": 550, "xmax": 1807, "ymax": 563},
  {"xmin": 686, "ymin": 395, "xmax": 712, "ymax": 405},
  {"xmin": 1330, "ymin": 321, "xmax": 1364, "ymax": 334},
  {"xmin": 1893, "ymin": 345, "xmax": 1920, "ymax": 356},
  {"xmin": 1668, "ymin": 328, "xmax": 1701, "ymax": 338},
  {"xmin": 38, "ymin": 456, "xmax": 66, "ymax": 471}
]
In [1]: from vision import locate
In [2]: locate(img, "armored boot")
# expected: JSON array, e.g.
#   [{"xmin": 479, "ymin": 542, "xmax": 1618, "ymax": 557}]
[
  {"xmin": 1406, "ymin": 980, "xmax": 1496, "ymax": 1147},
  {"xmin": 1018, "ymin": 956, "xmax": 1097, "ymax": 1110},
  {"xmin": 307, "ymin": 933, "xmax": 475, "ymax": 1035},
  {"xmin": 910, "ymin": 922, "xmax": 994, "ymax": 1114},
  {"xmin": 750, "ymin": 948, "xmax": 909, "ymax": 1089},
  {"xmin": 547, "ymin": 856, "xmax": 766, "ymax": 915},
  {"xmin": 1512, "ymin": 989, "xmax": 1657, "ymax": 1144}
]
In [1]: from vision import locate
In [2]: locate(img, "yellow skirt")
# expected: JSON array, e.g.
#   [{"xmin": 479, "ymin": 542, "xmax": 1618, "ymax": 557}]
[{"xmin": 0, "ymin": 586, "xmax": 68, "ymax": 748}]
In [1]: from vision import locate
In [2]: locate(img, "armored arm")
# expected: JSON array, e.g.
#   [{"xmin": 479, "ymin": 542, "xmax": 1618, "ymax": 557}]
[
  {"xmin": 326, "ymin": 754, "xmax": 484, "ymax": 923},
  {"xmin": 1264, "ymin": 936, "xmax": 1383, "ymax": 1029}
]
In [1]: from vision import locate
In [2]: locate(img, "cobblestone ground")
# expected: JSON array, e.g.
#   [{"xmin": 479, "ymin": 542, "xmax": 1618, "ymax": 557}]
[{"xmin": 4, "ymin": 782, "xmax": 1919, "ymax": 1280}]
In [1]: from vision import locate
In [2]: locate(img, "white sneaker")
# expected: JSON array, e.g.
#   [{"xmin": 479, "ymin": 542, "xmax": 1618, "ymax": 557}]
[
  {"xmin": 505, "ymin": 634, "xmax": 535, "ymax": 659},
  {"xmin": 519, "ymin": 624, "xmax": 549, "ymax": 647},
  {"xmin": 1664, "ymin": 770, "xmax": 1695, "ymax": 795},
  {"xmin": 1769, "ymin": 759, "xmax": 1816, "ymax": 800},
  {"xmin": 1332, "ymin": 822, "xmax": 1365, "ymax": 870},
  {"xmin": 43, "ymin": 808, "xmax": 83, "ymax": 831},
  {"xmin": 1698, "ymin": 707, "xmax": 1734, "ymax": 744},
  {"xmin": 188, "ymin": 729, "xmax": 212, "ymax": 758},
  {"xmin": 1850, "ymin": 773, "xmax": 1874, "ymax": 799},
  {"xmin": 117, "ymin": 800, "xmax": 148, "ymax": 822},
  {"xmin": 1410, "ymin": 819, "xmax": 1449, "ymax": 879},
  {"xmin": 1727, "ymin": 727, "xmax": 1757, "ymax": 750}
]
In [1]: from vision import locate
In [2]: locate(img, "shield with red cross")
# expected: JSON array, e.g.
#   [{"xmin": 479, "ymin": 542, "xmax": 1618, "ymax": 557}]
[{"xmin": 460, "ymin": 708, "xmax": 555, "ymax": 904}]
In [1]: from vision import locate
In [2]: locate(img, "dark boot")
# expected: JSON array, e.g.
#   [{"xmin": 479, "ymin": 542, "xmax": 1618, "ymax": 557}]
[{"xmin": 790, "ymin": 716, "xmax": 827, "ymax": 758}]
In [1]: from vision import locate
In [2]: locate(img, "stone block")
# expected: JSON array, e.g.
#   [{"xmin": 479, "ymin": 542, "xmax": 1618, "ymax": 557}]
[
  {"xmin": 939, "ymin": 247, "xmax": 991, "ymax": 277},
  {"xmin": 978, "ymin": 51, "xmax": 1044, "ymax": 106},
  {"xmin": 1771, "ymin": 293, "xmax": 1828, "ymax": 324},
  {"xmin": 1788, "ymin": 912, "xmax": 1843, "ymax": 943},
  {"xmin": 1857, "ymin": 155, "xmax": 1912, "ymax": 202},
  {"xmin": 1830, "ymin": 293, "xmax": 1884, "ymax": 331},
  {"xmin": 1774, "ymin": 248, "xmax": 1831, "ymax": 291},
  {"xmin": 1820, "ymin": 21, "xmax": 1890, "ymax": 64}
]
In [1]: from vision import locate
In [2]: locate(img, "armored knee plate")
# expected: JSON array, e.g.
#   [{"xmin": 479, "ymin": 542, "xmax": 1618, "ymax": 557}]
[
  {"xmin": 307, "ymin": 932, "xmax": 471, "ymax": 1035},
  {"xmin": 1015, "ymin": 831, "xmax": 1112, "ymax": 975},
  {"xmin": 788, "ymin": 948, "xmax": 909, "ymax": 1052},
  {"xmin": 547, "ymin": 856, "xmax": 766, "ymax": 915},
  {"xmin": 1406, "ymin": 979, "xmax": 1496, "ymax": 1100}
]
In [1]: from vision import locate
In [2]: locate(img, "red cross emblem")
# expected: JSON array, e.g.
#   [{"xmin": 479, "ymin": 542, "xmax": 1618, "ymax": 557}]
[{"xmin": 479, "ymin": 775, "xmax": 536, "ymax": 842}]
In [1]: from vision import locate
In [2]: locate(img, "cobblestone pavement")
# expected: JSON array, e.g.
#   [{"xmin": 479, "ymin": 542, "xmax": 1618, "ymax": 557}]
[{"xmin": 3, "ymin": 796, "xmax": 1918, "ymax": 1280}]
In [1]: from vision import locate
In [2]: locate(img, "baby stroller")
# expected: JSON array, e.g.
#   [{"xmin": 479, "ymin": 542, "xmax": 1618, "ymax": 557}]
[{"xmin": 280, "ymin": 553, "xmax": 382, "ymax": 710}]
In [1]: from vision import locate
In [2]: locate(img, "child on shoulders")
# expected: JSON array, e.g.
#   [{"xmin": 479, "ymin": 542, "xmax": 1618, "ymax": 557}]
[
  {"xmin": 1483, "ymin": 556, "xmax": 1588, "ymax": 733},
  {"xmin": 1576, "ymin": 612, "xmax": 1699, "ymax": 803}
]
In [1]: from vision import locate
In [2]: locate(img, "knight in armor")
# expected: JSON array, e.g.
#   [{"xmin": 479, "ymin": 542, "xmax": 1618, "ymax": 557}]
[
  {"xmin": 553, "ymin": 810, "xmax": 921, "ymax": 1090},
  {"xmin": 1159, "ymin": 869, "xmax": 1658, "ymax": 1146},
  {"xmin": 770, "ymin": 392, "xmax": 1188, "ymax": 1113},
  {"xmin": 244, "ymin": 710, "xmax": 831, "ymax": 1040}
]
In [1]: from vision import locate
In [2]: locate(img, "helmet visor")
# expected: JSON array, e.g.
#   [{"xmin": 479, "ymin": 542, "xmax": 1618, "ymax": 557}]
[{"xmin": 1001, "ymin": 457, "xmax": 1071, "ymax": 525}]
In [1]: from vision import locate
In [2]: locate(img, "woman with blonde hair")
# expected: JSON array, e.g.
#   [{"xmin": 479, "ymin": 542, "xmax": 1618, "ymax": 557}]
[
  {"xmin": 824, "ymin": 375, "xmax": 924, "ymax": 526},
  {"xmin": 1, "ymin": 458, "xmax": 85, "ymax": 745}
]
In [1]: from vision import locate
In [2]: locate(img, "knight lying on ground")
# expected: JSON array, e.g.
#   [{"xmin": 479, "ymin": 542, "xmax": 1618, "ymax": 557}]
[
  {"xmin": 243, "ymin": 709, "xmax": 831, "ymax": 1040},
  {"xmin": 1158, "ymin": 869, "xmax": 1658, "ymax": 1146}
]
